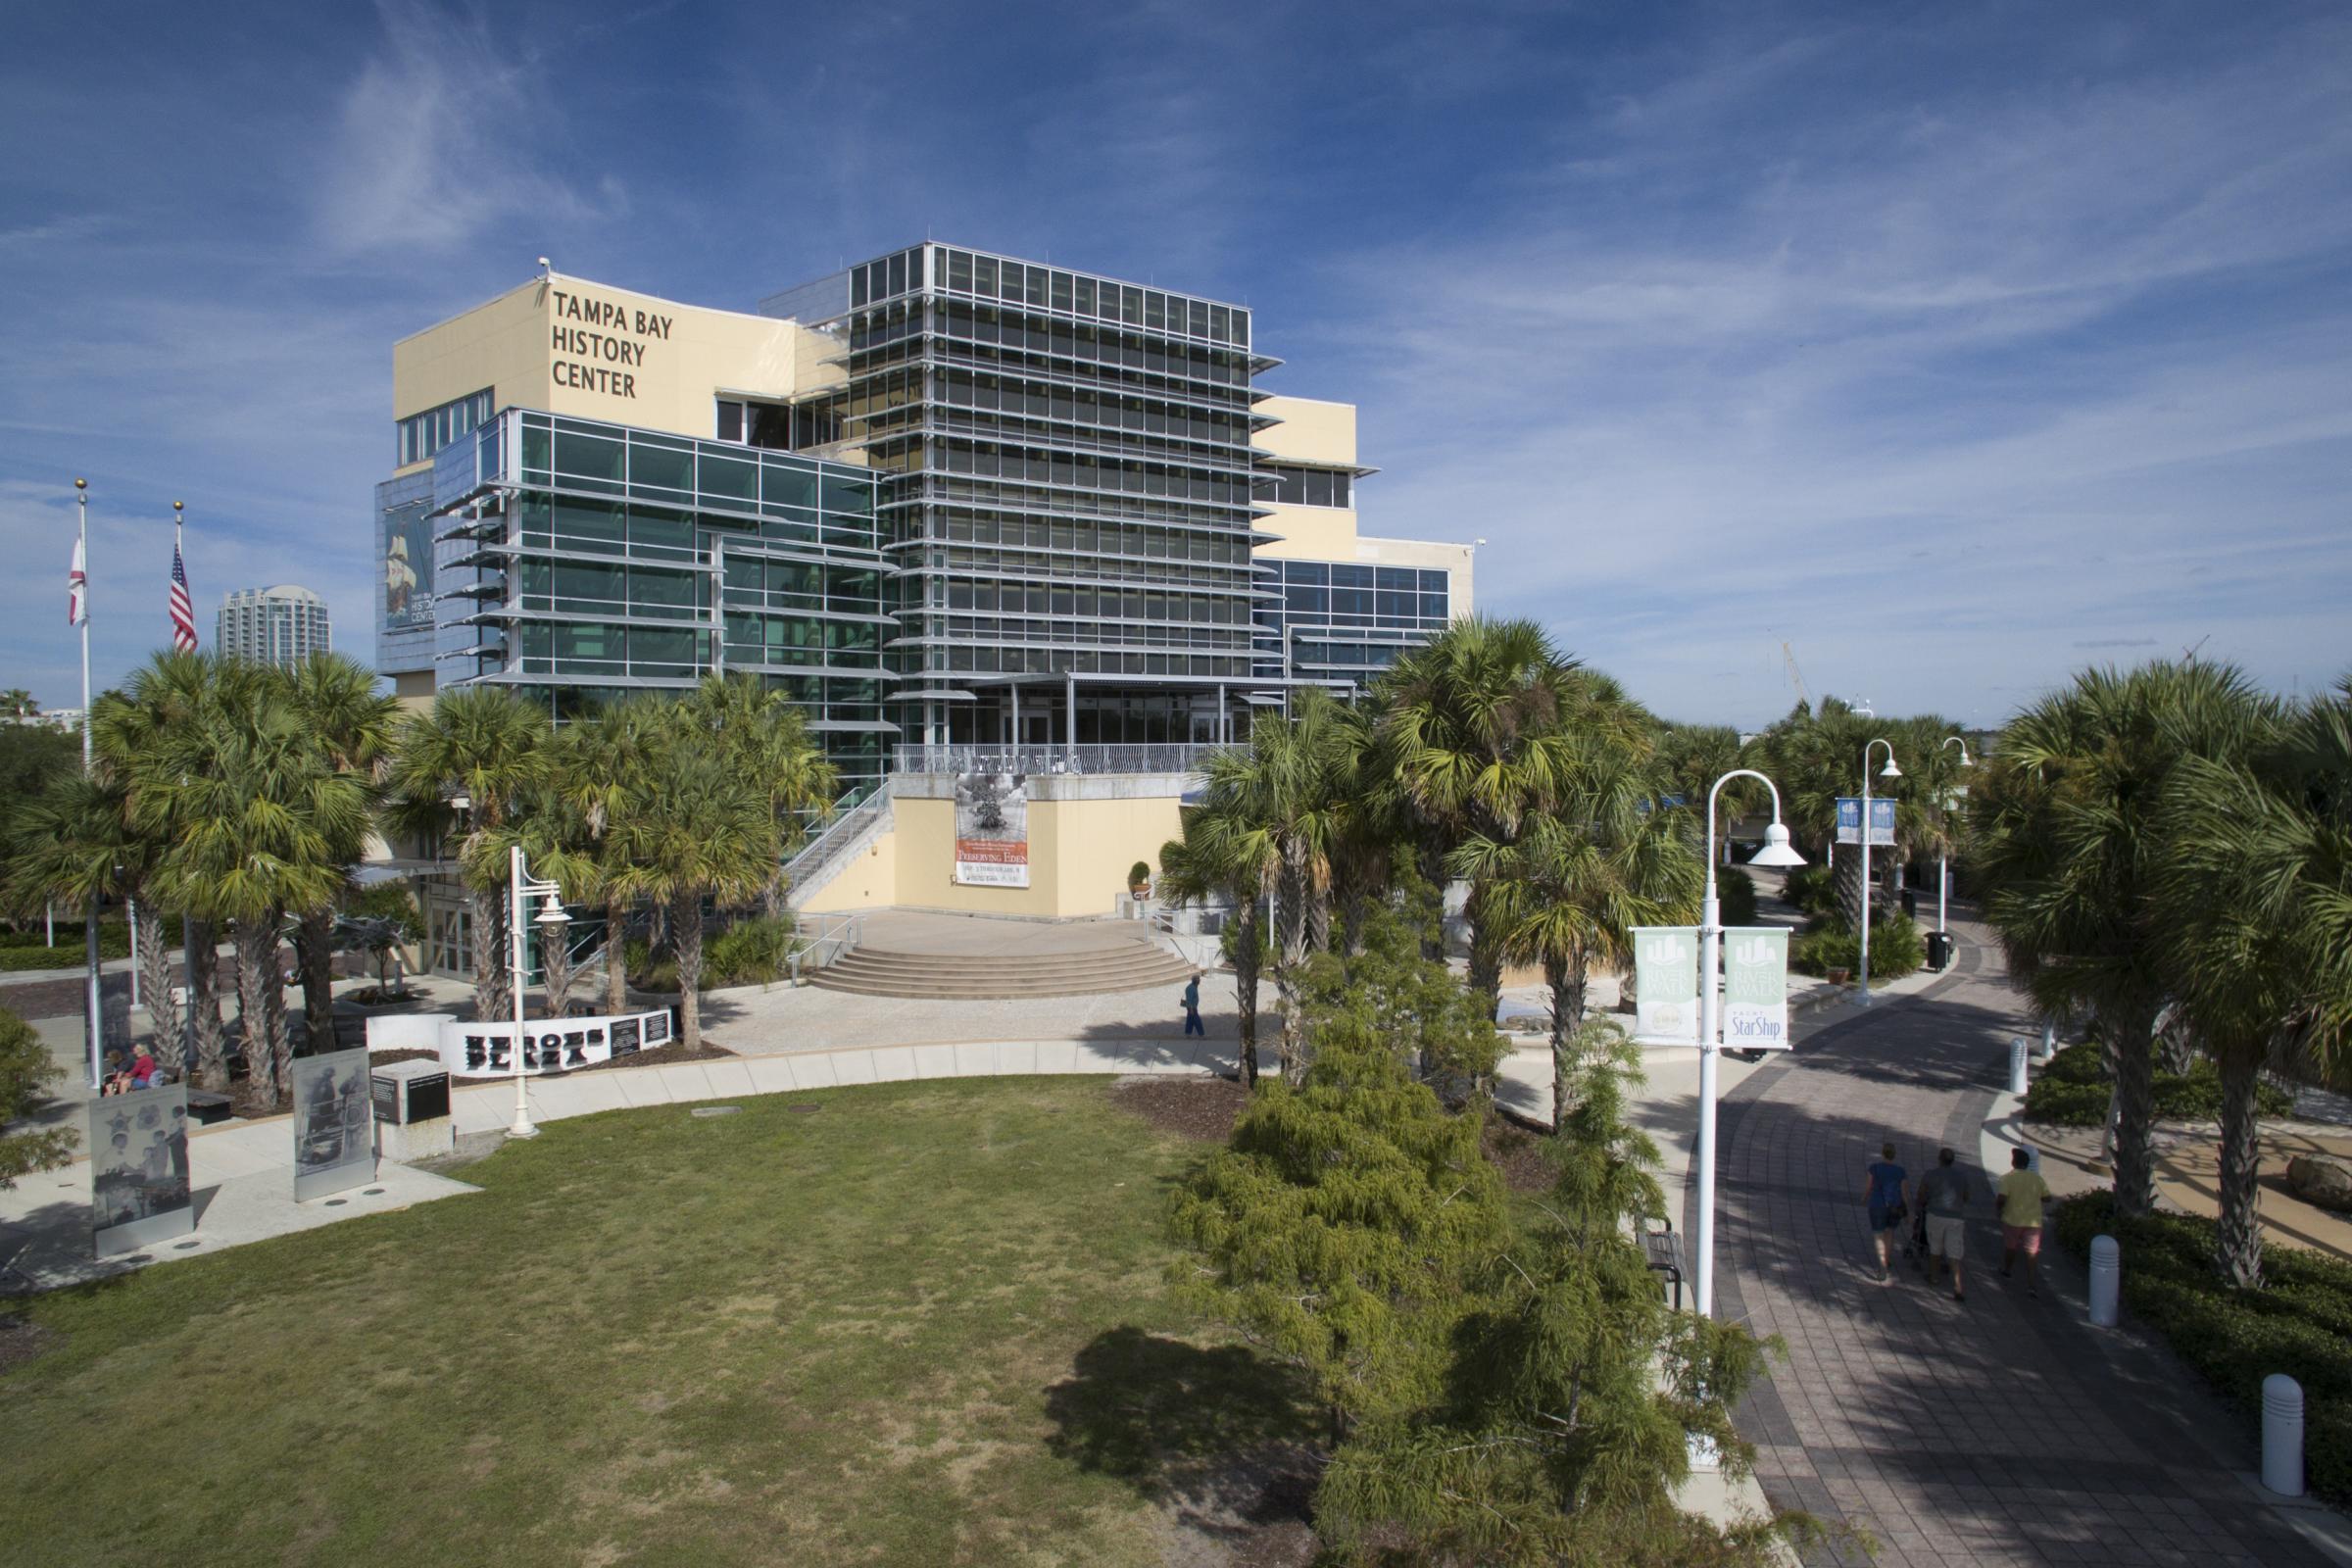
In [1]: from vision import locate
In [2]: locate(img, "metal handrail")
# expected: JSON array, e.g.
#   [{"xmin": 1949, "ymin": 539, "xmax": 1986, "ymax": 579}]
[
  {"xmin": 893, "ymin": 743, "xmax": 1220, "ymax": 776},
  {"xmin": 780, "ymin": 787, "xmax": 881, "ymax": 891},
  {"xmin": 792, "ymin": 911, "xmax": 864, "ymax": 970}
]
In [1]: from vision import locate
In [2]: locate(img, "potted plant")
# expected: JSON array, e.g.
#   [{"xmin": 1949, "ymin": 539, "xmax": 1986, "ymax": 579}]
[{"xmin": 1128, "ymin": 860, "xmax": 1152, "ymax": 901}]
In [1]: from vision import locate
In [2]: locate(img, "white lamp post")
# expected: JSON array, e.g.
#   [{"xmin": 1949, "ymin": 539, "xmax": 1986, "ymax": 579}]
[
  {"xmin": 507, "ymin": 844, "xmax": 570, "ymax": 1140},
  {"xmin": 1936, "ymin": 736, "xmax": 1973, "ymax": 936},
  {"xmin": 1858, "ymin": 740, "xmax": 1899, "ymax": 1005},
  {"xmin": 1695, "ymin": 769, "xmax": 1806, "ymax": 1318}
]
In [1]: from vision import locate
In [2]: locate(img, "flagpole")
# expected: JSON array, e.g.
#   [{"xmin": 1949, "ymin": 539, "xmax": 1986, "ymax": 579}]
[{"xmin": 75, "ymin": 479, "xmax": 102, "ymax": 1090}]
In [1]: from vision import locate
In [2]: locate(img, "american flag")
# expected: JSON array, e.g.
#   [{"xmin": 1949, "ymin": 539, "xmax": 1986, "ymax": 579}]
[
  {"xmin": 169, "ymin": 531, "xmax": 198, "ymax": 651},
  {"xmin": 68, "ymin": 537, "xmax": 87, "ymax": 626}
]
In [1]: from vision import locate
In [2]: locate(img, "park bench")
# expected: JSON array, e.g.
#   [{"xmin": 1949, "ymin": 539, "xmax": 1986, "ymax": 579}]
[{"xmin": 1642, "ymin": 1219, "xmax": 1687, "ymax": 1311}]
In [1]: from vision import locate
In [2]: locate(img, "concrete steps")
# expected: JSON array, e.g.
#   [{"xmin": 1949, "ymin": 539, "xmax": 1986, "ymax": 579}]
[{"xmin": 811, "ymin": 940, "xmax": 1195, "ymax": 1000}]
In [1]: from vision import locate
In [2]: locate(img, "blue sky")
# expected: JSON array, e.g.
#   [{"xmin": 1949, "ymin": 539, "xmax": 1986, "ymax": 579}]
[{"xmin": 3, "ymin": 0, "xmax": 2346, "ymax": 727}]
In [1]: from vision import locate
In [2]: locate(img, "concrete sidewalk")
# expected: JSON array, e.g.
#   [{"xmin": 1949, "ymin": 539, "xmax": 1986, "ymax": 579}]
[{"xmin": 1705, "ymin": 922, "xmax": 2348, "ymax": 1566}]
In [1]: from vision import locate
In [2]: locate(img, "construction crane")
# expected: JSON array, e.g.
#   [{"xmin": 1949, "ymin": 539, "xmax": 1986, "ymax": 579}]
[{"xmin": 1782, "ymin": 641, "xmax": 1812, "ymax": 710}]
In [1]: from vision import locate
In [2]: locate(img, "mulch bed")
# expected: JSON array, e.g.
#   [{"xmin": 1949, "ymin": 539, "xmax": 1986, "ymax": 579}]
[
  {"xmin": 1481, "ymin": 1115, "xmax": 1558, "ymax": 1195},
  {"xmin": 0, "ymin": 1317, "xmax": 59, "ymax": 1376},
  {"xmin": 1109, "ymin": 1075, "xmax": 1254, "ymax": 1142},
  {"xmin": 565, "ymin": 1040, "xmax": 738, "ymax": 1074}
]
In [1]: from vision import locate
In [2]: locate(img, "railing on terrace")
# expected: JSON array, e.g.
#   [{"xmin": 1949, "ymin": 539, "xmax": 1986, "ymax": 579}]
[
  {"xmin": 793, "ymin": 911, "xmax": 864, "ymax": 972},
  {"xmin": 892, "ymin": 743, "xmax": 1222, "ymax": 776},
  {"xmin": 779, "ymin": 786, "xmax": 882, "ymax": 895}
]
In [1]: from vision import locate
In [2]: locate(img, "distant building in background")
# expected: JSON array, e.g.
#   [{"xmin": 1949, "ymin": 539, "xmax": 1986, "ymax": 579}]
[{"xmin": 218, "ymin": 585, "xmax": 331, "ymax": 670}]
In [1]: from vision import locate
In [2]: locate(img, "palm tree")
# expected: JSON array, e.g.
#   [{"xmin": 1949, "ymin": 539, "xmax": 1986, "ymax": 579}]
[
  {"xmin": 1157, "ymin": 813, "xmax": 1268, "ymax": 1087},
  {"xmin": 679, "ymin": 673, "xmax": 838, "ymax": 917},
  {"xmin": 2147, "ymin": 684, "xmax": 2350, "ymax": 1287},
  {"xmin": 88, "ymin": 651, "xmax": 273, "ymax": 1086},
  {"xmin": 1192, "ymin": 692, "xmax": 1357, "ymax": 1080},
  {"xmin": 1373, "ymin": 617, "xmax": 1598, "ymax": 1007},
  {"xmin": 276, "ymin": 654, "xmax": 399, "ymax": 1053},
  {"xmin": 1750, "ymin": 699, "xmax": 1927, "ymax": 930},
  {"xmin": 386, "ymin": 686, "xmax": 553, "ymax": 1023},
  {"xmin": 0, "ymin": 689, "xmax": 37, "ymax": 719},
  {"xmin": 5, "ymin": 773, "xmax": 182, "ymax": 1059},
  {"xmin": 555, "ymin": 702, "xmax": 666, "ymax": 1015},
  {"xmin": 140, "ymin": 701, "xmax": 369, "ymax": 1102},
  {"xmin": 610, "ymin": 732, "xmax": 780, "ymax": 1050},
  {"xmin": 479, "ymin": 783, "xmax": 603, "ymax": 1019},
  {"xmin": 1970, "ymin": 662, "xmax": 2282, "ymax": 1218},
  {"xmin": 1456, "ymin": 730, "xmax": 1703, "ymax": 1131}
]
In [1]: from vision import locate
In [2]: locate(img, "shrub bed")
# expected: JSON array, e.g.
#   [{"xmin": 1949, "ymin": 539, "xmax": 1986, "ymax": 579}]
[
  {"xmin": 2025, "ymin": 1044, "xmax": 2294, "ymax": 1126},
  {"xmin": 1717, "ymin": 867, "xmax": 1757, "ymax": 927},
  {"xmin": 1780, "ymin": 863, "xmax": 1836, "ymax": 916},
  {"xmin": 1792, "ymin": 913, "xmax": 1925, "ymax": 981},
  {"xmin": 626, "ymin": 916, "xmax": 804, "ymax": 993},
  {"xmin": 2055, "ymin": 1191, "xmax": 2352, "ymax": 1503}
]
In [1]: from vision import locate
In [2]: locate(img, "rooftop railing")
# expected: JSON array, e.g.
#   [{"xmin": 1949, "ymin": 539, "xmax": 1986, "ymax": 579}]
[{"xmin": 892, "ymin": 743, "xmax": 1220, "ymax": 776}]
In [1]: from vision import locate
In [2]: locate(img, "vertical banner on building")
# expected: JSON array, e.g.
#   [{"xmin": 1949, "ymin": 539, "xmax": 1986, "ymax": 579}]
[
  {"xmin": 1835, "ymin": 798, "xmax": 1896, "ymax": 846},
  {"xmin": 1723, "ymin": 928, "xmax": 1791, "ymax": 1051},
  {"xmin": 953, "ymin": 771, "xmax": 1030, "ymax": 888},
  {"xmin": 1631, "ymin": 926, "xmax": 1700, "ymax": 1047},
  {"xmin": 89, "ymin": 1086, "xmax": 193, "ymax": 1256},
  {"xmin": 292, "ymin": 1048, "xmax": 376, "ymax": 1202},
  {"xmin": 382, "ymin": 500, "xmax": 434, "ymax": 631}
]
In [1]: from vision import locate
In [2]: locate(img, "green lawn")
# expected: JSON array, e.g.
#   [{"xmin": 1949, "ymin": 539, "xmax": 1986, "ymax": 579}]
[{"xmin": 0, "ymin": 1078, "xmax": 1312, "ymax": 1567}]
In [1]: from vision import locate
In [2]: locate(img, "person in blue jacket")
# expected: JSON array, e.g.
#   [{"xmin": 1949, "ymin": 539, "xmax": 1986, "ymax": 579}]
[
  {"xmin": 1181, "ymin": 972, "xmax": 1204, "ymax": 1037},
  {"xmin": 1863, "ymin": 1142, "xmax": 1909, "ymax": 1284}
]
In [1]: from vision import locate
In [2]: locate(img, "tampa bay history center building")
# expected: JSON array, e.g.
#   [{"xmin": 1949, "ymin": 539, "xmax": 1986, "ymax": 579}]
[{"xmin": 374, "ymin": 244, "xmax": 1473, "ymax": 956}]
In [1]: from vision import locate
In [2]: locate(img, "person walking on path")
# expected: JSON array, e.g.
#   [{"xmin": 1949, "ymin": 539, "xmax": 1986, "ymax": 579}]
[
  {"xmin": 1863, "ymin": 1142, "xmax": 1909, "ymax": 1283},
  {"xmin": 1997, "ymin": 1146, "xmax": 2053, "ymax": 1298},
  {"xmin": 1180, "ymin": 971, "xmax": 1204, "ymax": 1038},
  {"xmin": 1915, "ymin": 1146, "xmax": 1970, "ymax": 1300}
]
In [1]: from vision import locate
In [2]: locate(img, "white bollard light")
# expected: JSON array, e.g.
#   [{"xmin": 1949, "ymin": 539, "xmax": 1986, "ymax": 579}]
[
  {"xmin": 2263, "ymin": 1374, "xmax": 2305, "ymax": 1496},
  {"xmin": 2088, "ymin": 1235, "xmax": 2121, "ymax": 1328},
  {"xmin": 2037, "ymin": 1022, "xmax": 2057, "ymax": 1062},
  {"xmin": 2009, "ymin": 1037, "xmax": 2030, "ymax": 1095}
]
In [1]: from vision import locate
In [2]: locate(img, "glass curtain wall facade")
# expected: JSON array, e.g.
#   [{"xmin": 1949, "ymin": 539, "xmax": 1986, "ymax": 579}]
[
  {"xmin": 1253, "ymin": 560, "xmax": 1451, "ymax": 685},
  {"xmin": 760, "ymin": 244, "xmax": 1272, "ymax": 746},
  {"xmin": 426, "ymin": 410, "xmax": 893, "ymax": 801}
]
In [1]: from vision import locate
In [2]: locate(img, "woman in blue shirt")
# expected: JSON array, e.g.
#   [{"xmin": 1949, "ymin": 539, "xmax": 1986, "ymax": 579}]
[{"xmin": 1863, "ymin": 1142, "xmax": 1909, "ymax": 1284}]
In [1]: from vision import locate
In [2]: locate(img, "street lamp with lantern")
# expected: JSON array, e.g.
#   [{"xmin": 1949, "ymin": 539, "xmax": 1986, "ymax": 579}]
[
  {"xmin": 507, "ymin": 844, "xmax": 570, "ymax": 1140},
  {"xmin": 1936, "ymin": 736, "xmax": 1973, "ymax": 936},
  {"xmin": 1859, "ymin": 740, "xmax": 1899, "ymax": 1005},
  {"xmin": 1694, "ymin": 768, "xmax": 1806, "ymax": 1318}
]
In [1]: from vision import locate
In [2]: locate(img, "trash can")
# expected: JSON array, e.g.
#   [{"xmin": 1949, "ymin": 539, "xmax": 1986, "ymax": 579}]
[
  {"xmin": 1926, "ymin": 931, "xmax": 1954, "ymax": 971},
  {"xmin": 1900, "ymin": 889, "xmax": 1918, "ymax": 919}
]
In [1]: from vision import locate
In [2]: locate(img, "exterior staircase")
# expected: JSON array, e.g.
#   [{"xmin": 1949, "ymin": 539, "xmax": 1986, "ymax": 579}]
[{"xmin": 810, "ymin": 933, "xmax": 1195, "ymax": 1000}]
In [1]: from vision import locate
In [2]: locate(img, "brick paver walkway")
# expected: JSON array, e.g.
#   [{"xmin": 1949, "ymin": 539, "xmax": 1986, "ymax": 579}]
[{"xmin": 1697, "ymin": 920, "xmax": 2333, "ymax": 1567}]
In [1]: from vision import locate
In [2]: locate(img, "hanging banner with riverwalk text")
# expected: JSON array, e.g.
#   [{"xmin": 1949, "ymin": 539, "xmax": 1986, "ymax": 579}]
[{"xmin": 1631, "ymin": 926, "xmax": 1700, "ymax": 1047}]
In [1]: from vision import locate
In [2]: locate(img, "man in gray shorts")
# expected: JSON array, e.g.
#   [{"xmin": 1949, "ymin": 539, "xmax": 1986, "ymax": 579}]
[{"xmin": 1916, "ymin": 1147, "xmax": 1971, "ymax": 1301}]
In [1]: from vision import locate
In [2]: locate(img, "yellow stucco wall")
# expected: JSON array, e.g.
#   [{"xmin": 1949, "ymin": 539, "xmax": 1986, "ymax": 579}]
[
  {"xmin": 1254, "ymin": 503, "xmax": 1360, "ymax": 561},
  {"xmin": 798, "ymin": 792, "xmax": 1187, "ymax": 918},
  {"xmin": 797, "ymin": 823, "xmax": 898, "ymax": 914},
  {"xmin": 1257, "ymin": 395, "xmax": 1356, "ymax": 466},
  {"xmin": 392, "ymin": 272, "xmax": 827, "ymax": 466}
]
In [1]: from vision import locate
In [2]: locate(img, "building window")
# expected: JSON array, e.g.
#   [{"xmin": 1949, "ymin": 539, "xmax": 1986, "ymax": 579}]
[
  {"xmin": 397, "ymin": 388, "xmax": 494, "ymax": 467},
  {"xmin": 1266, "ymin": 465, "xmax": 1351, "ymax": 508}
]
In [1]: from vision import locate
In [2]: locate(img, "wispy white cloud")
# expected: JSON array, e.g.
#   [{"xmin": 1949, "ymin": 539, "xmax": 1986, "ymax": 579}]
[
  {"xmin": 309, "ymin": 1, "xmax": 620, "ymax": 257},
  {"xmin": 1310, "ymin": 10, "xmax": 2352, "ymax": 725}
]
